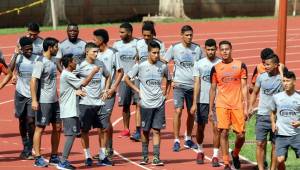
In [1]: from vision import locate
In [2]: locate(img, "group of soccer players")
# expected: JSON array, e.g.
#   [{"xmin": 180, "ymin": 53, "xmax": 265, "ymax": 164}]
[{"xmin": 0, "ymin": 21, "xmax": 299, "ymax": 170}]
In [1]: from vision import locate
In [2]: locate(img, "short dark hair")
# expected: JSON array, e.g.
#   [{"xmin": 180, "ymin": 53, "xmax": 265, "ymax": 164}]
[
  {"xmin": 260, "ymin": 48, "xmax": 274, "ymax": 60},
  {"xmin": 283, "ymin": 71, "xmax": 296, "ymax": 80},
  {"xmin": 85, "ymin": 42, "xmax": 98, "ymax": 51},
  {"xmin": 205, "ymin": 39, "xmax": 217, "ymax": 47},
  {"xmin": 27, "ymin": 22, "xmax": 40, "ymax": 32},
  {"xmin": 264, "ymin": 53, "xmax": 279, "ymax": 64},
  {"xmin": 120, "ymin": 22, "xmax": 133, "ymax": 33},
  {"xmin": 181, "ymin": 25, "xmax": 193, "ymax": 34},
  {"xmin": 93, "ymin": 29, "xmax": 109, "ymax": 44},
  {"xmin": 43, "ymin": 37, "xmax": 59, "ymax": 51},
  {"xmin": 219, "ymin": 40, "xmax": 232, "ymax": 48},
  {"xmin": 61, "ymin": 54, "xmax": 74, "ymax": 68},
  {"xmin": 19, "ymin": 36, "xmax": 33, "ymax": 47},
  {"xmin": 67, "ymin": 23, "xmax": 78, "ymax": 27},
  {"xmin": 148, "ymin": 40, "xmax": 161, "ymax": 52},
  {"xmin": 142, "ymin": 20, "xmax": 156, "ymax": 36}
]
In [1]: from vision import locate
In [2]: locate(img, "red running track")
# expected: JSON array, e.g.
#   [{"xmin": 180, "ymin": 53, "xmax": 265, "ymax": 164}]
[{"xmin": 1, "ymin": 17, "xmax": 300, "ymax": 170}]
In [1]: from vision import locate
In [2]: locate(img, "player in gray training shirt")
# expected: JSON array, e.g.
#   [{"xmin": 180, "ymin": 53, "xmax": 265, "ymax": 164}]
[
  {"xmin": 113, "ymin": 22, "xmax": 141, "ymax": 141},
  {"xmin": 125, "ymin": 40, "xmax": 171, "ymax": 166},
  {"xmin": 25, "ymin": 22, "xmax": 43, "ymax": 55},
  {"xmin": 74, "ymin": 42, "xmax": 111, "ymax": 166},
  {"xmin": 57, "ymin": 54, "xmax": 100, "ymax": 170},
  {"xmin": 8, "ymin": 37, "xmax": 38, "ymax": 160},
  {"xmin": 249, "ymin": 54, "xmax": 283, "ymax": 170},
  {"xmin": 270, "ymin": 71, "xmax": 300, "ymax": 170},
  {"xmin": 56, "ymin": 23, "xmax": 86, "ymax": 72},
  {"xmin": 190, "ymin": 39, "xmax": 222, "ymax": 166},
  {"xmin": 30, "ymin": 37, "xmax": 61, "ymax": 167},
  {"xmin": 162, "ymin": 25, "xmax": 204, "ymax": 152},
  {"xmin": 94, "ymin": 29, "xmax": 124, "ymax": 162}
]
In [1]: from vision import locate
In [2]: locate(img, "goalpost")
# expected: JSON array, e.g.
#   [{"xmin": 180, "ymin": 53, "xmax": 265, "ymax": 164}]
[{"xmin": 276, "ymin": 0, "xmax": 287, "ymax": 65}]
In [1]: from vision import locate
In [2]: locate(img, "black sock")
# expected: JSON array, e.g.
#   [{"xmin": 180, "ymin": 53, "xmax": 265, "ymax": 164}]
[
  {"xmin": 136, "ymin": 126, "xmax": 141, "ymax": 133},
  {"xmin": 142, "ymin": 142, "xmax": 149, "ymax": 158},
  {"xmin": 153, "ymin": 144, "xmax": 160, "ymax": 158}
]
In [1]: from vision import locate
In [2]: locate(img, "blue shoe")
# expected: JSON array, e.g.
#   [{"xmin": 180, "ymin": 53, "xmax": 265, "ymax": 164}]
[
  {"xmin": 184, "ymin": 140, "xmax": 198, "ymax": 149},
  {"xmin": 49, "ymin": 154, "xmax": 60, "ymax": 166},
  {"xmin": 130, "ymin": 131, "xmax": 141, "ymax": 142},
  {"xmin": 56, "ymin": 160, "xmax": 76, "ymax": 170},
  {"xmin": 173, "ymin": 142, "xmax": 180, "ymax": 152},
  {"xmin": 97, "ymin": 157, "xmax": 113, "ymax": 166},
  {"xmin": 34, "ymin": 156, "xmax": 48, "ymax": 167},
  {"xmin": 84, "ymin": 158, "xmax": 93, "ymax": 166}
]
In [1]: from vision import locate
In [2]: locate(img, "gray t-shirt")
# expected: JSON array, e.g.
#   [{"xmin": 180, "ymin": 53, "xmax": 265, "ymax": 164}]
[
  {"xmin": 112, "ymin": 38, "xmax": 138, "ymax": 79},
  {"xmin": 74, "ymin": 59, "xmax": 110, "ymax": 106},
  {"xmin": 32, "ymin": 37, "xmax": 44, "ymax": 55},
  {"xmin": 136, "ymin": 38, "xmax": 165, "ymax": 62},
  {"xmin": 97, "ymin": 47, "xmax": 122, "ymax": 87},
  {"xmin": 32, "ymin": 56, "xmax": 58, "ymax": 103},
  {"xmin": 127, "ymin": 60, "xmax": 169, "ymax": 108},
  {"xmin": 60, "ymin": 70, "xmax": 83, "ymax": 118},
  {"xmin": 14, "ymin": 54, "xmax": 39, "ymax": 98},
  {"xmin": 193, "ymin": 57, "xmax": 221, "ymax": 104},
  {"xmin": 164, "ymin": 42, "xmax": 204, "ymax": 88},
  {"xmin": 256, "ymin": 72, "xmax": 283, "ymax": 115},
  {"xmin": 56, "ymin": 39, "xmax": 86, "ymax": 61},
  {"xmin": 271, "ymin": 91, "xmax": 300, "ymax": 136}
]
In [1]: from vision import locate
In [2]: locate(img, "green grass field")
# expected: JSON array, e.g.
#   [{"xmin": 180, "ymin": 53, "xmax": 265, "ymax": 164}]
[{"xmin": 229, "ymin": 115, "xmax": 299, "ymax": 169}]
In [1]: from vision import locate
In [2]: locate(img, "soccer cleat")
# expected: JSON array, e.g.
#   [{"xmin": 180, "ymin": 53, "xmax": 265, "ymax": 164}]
[
  {"xmin": 173, "ymin": 141, "xmax": 180, "ymax": 152},
  {"xmin": 56, "ymin": 160, "xmax": 76, "ymax": 170},
  {"xmin": 196, "ymin": 152, "xmax": 204, "ymax": 164},
  {"xmin": 140, "ymin": 156, "xmax": 149, "ymax": 165},
  {"xmin": 84, "ymin": 158, "xmax": 93, "ymax": 166},
  {"xmin": 97, "ymin": 157, "xmax": 113, "ymax": 166},
  {"xmin": 152, "ymin": 156, "xmax": 164, "ymax": 166},
  {"xmin": 106, "ymin": 148, "xmax": 114, "ymax": 162},
  {"xmin": 211, "ymin": 157, "xmax": 221, "ymax": 167},
  {"xmin": 34, "ymin": 156, "xmax": 48, "ymax": 168},
  {"xmin": 130, "ymin": 131, "xmax": 141, "ymax": 142},
  {"xmin": 231, "ymin": 151, "xmax": 241, "ymax": 169},
  {"xmin": 118, "ymin": 129, "xmax": 130, "ymax": 138},
  {"xmin": 49, "ymin": 154, "xmax": 60, "ymax": 165},
  {"xmin": 184, "ymin": 140, "xmax": 198, "ymax": 149},
  {"xmin": 224, "ymin": 164, "xmax": 231, "ymax": 170}
]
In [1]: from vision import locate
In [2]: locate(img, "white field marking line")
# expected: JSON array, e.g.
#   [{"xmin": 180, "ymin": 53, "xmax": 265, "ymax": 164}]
[
  {"xmin": 2, "ymin": 27, "xmax": 300, "ymax": 49},
  {"xmin": 111, "ymin": 99, "xmax": 171, "ymax": 169},
  {"xmin": 0, "ymin": 99, "xmax": 14, "ymax": 105}
]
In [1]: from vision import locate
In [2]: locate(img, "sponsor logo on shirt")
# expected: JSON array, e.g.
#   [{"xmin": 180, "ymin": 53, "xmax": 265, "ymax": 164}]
[
  {"xmin": 180, "ymin": 61, "xmax": 193, "ymax": 68},
  {"xmin": 146, "ymin": 79, "xmax": 160, "ymax": 86},
  {"xmin": 279, "ymin": 109, "xmax": 296, "ymax": 117},
  {"xmin": 120, "ymin": 55, "xmax": 135, "ymax": 62},
  {"xmin": 221, "ymin": 76, "xmax": 238, "ymax": 83},
  {"xmin": 202, "ymin": 74, "xmax": 210, "ymax": 82}
]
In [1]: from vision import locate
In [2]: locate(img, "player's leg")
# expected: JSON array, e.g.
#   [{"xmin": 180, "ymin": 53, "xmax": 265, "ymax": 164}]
[
  {"xmin": 184, "ymin": 88, "xmax": 197, "ymax": 149},
  {"xmin": 195, "ymin": 103, "xmax": 209, "ymax": 164},
  {"xmin": 173, "ymin": 87, "xmax": 184, "ymax": 151}
]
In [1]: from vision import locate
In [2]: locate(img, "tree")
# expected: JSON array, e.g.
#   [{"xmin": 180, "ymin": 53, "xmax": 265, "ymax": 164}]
[
  {"xmin": 159, "ymin": 0, "xmax": 189, "ymax": 19},
  {"xmin": 43, "ymin": 0, "xmax": 68, "ymax": 26}
]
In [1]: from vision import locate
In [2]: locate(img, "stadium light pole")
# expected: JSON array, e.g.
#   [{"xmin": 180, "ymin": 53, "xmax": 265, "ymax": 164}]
[
  {"xmin": 50, "ymin": 0, "xmax": 57, "ymax": 30},
  {"xmin": 276, "ymin": 0, "xmax": 287, "ymax": 64}
]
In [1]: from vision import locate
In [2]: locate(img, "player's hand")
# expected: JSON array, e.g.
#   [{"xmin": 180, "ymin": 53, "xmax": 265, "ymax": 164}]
[
  {"xmin": 32, "ymin": 100, "xmax": 39, "ymax": 111},
  {"xmin": 190, "ymin": 104, "xmax": 197, "ymax": 115},
  {"xmin": 291, "ymin": 121, "xmax": 300, "ymax": 128},
  {"xmin": 272, "ymin": 123, "xmax": 277, "ymax": 133},
  {"xmin": 76, "ymin": 89, "xmax": 86, "ymax": 97},
  {"xmin": 14, "ymin": 45, "xmax": 21, "ymax": 54},
  {"xmin": 107, "ymin": 88, "xmax": 115, "ymax": 98},
  {"xmin": 208, "ymin": 110, "xmax": 214, "ymax": 122},
  {"xmin": 11, "ymin": 75, "xmax": 17, "ymax": 85},
  {"xmin": 100, "ymin": 90, "xmax": 109, "ymax": 100}
]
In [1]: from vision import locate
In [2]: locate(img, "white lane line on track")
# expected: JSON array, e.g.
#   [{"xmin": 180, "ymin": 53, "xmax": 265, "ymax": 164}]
[{"xmin": 0, "ymin": 99, "xmax": 14, "ymax": 105}]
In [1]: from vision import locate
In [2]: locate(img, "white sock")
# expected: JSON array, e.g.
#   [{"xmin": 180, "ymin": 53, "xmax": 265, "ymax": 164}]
[
  {"xmin": 213, "ymin": 148, "xmax": 219, "ymax": 157},
  {"xmin": 99, "ymin": 148, "xmax": 106, "ymax": 160},
  {"xmin": 197, "ymin": 144, "xmax": 203, "ymax": 153},
  {"xmin": 185, "ymin": 135, "xmax": 191, "ymax": 141},
  {"xmin": 83, "ymin": 148, "xmax": 91, "ymax": 159},
  {"xmin": 174, "ymin": 138, "xmax": 180, "ymax": 143}
]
